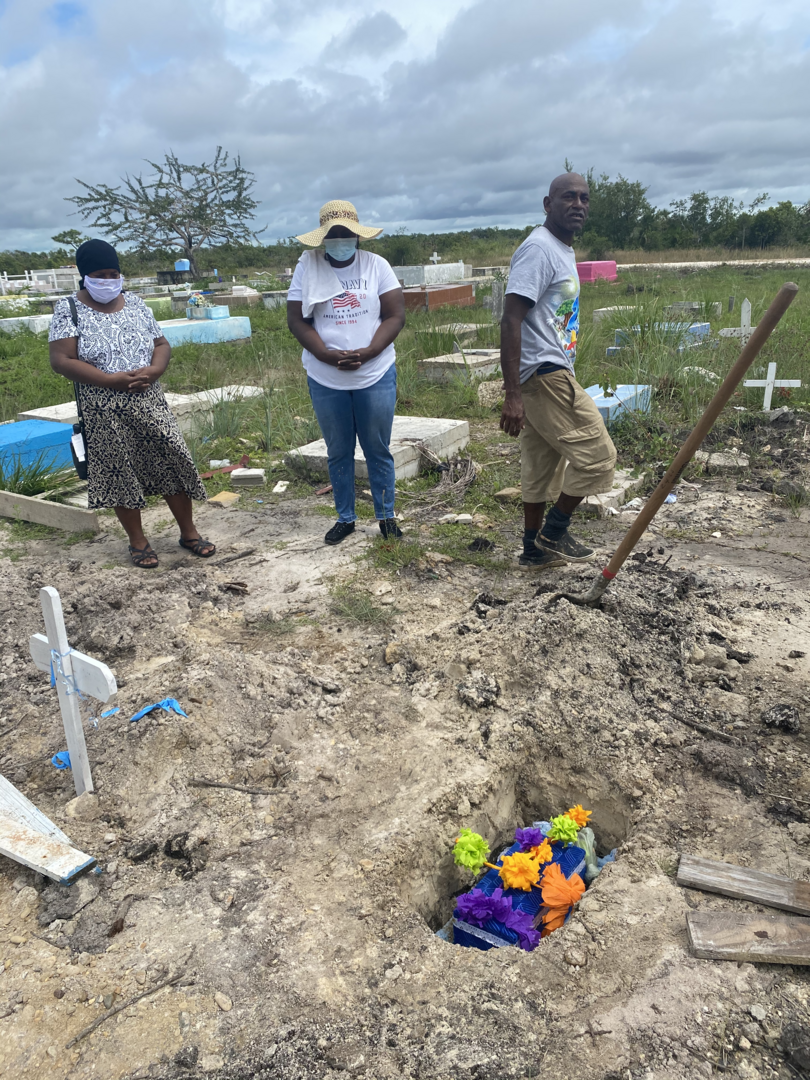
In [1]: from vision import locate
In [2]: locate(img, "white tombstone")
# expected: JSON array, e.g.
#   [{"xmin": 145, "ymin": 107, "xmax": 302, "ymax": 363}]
[
  {"xmin": 743, "ymin": 362, "xmax": 802, "ymax": 412},
  {"xmin": 28, "ymin": 587, "xmax": 117, "ymax": 796},
  {"xmin": 719, "ymin": 298, "xmax": 754, "ymax": 346},
  {"xmin": 429, "ymin": 251, "xmax": 442, "ymax": 264}
]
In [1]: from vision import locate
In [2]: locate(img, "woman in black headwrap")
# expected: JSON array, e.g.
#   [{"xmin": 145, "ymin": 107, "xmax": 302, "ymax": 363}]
[{"xmin": 48, "ymin": 239, "xmax": 214, "ymax": 568}]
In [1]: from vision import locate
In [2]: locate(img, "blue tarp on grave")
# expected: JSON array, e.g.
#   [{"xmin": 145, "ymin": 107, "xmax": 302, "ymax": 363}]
[
  {"xmin": 0, "ymin": 419, "xmax": 73, "ymax": 472},
  {"xmin": 584, "ymin": 384, "xmax": 652, "ymax": 427}
]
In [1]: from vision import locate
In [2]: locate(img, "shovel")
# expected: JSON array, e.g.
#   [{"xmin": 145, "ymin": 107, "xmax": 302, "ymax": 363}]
[{"xmin": 553, "ymin": 281, "xmax": 799, "ymax": 607}]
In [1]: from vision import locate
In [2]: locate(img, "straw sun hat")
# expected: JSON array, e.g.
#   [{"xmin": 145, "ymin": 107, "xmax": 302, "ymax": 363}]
[{"xmin": 295, "ymin": 200, "xmax": 383, "ymax": 247}]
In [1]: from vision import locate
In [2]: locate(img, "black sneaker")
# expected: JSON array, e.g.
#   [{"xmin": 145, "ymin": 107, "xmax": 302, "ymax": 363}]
[
  {"xmin": 325, "ymin": 521, "xmax": 355, "ymax": 545},
  {"xmin": 536, "ymin": 530, "xmax": 595, "ymax": 562},
  {"xmin": 518, "ymin": 546, "xmax": 567, "ymax": 571},
  {"xmin": 379, "ymin": 519, "xmax": 403, "ymax": 540}
]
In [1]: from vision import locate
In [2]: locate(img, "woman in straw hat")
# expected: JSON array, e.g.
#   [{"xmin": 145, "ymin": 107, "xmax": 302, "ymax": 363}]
[{"xmin": 287, "ymin": 200, "xmax": 406, "ymax": 545}]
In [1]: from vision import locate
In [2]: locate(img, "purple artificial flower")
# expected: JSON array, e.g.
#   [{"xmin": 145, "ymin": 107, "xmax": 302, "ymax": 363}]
[
  {"xmin": 501, "ymin": 907, "xmax": 541, "ymax": 951},
  {"xmin": 515, "ymin": 827, "xmax": 546, "ymax": 852},
  {"xmin": 454, "ymin": 888, "xmax": 541, "ymax": 952},
  {"xmin": 455, "ymin": 888, "xmax": 498, "ymax": 924}
]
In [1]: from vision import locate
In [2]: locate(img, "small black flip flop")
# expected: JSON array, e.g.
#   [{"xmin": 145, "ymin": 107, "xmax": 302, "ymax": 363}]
[
  {"xmin": 129, "ymin": 544, "xmax": 159, "ymax": 569},
  {"xmin": 179, "ymin": 536, "xmax": 216, "ymax": 558}
]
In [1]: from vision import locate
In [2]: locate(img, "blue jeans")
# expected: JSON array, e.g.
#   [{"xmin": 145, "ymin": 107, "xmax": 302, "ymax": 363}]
[{"xmin": 307, "ymin": 365, "xmax": 397, "ymax": 523}]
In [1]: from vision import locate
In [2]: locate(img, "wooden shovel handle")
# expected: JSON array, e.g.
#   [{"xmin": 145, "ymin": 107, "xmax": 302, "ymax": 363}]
[{"xmin": 602, "ymin": 281, "xmax": 799, "ymax": 581}]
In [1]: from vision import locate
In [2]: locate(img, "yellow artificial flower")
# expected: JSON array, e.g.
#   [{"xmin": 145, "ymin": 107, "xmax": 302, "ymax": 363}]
[
  {"xmin": 530, "ymin": 840, "xmax": 553, "ymax": 865},
  {"xmin": 498, "ymin": 852, "xmax": 540, "ymax": 892},
  {"xmin": 566, "ymin": 804, "xmax": 592, "ymax": 829}
]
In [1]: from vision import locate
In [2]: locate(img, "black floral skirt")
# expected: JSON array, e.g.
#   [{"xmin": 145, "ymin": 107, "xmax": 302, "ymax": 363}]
[{"xmin": 79, "ymin": 383, "xmax": 207, "ymax": 510}]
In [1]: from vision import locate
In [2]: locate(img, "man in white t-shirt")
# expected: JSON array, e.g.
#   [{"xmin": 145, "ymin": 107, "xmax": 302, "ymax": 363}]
[
  {"xmin": 287, "ymin": 200, "xmax": 406, "ymax": 545},
  {"xmin": 500, "ymin": 173, "xmax": 617, "ymax": 571}
]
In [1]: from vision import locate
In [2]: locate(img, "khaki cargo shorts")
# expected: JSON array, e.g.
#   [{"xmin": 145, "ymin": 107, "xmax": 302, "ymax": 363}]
[{"xmin": 519, "ymin": 368, "xmax": 617, "ymax": 503}]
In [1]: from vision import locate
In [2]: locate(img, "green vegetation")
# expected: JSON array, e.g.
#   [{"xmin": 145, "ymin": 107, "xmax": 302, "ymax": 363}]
[
  {"xmin": 0, "ymin": 453, "xmax": 85, "ymax": 500},
  {"xmin": 330, "ymin": 585, "xmax": 394, "ymax": 625}
]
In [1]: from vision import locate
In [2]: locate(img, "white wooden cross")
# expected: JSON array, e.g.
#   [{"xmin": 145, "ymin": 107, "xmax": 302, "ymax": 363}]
[
  {"xmin": 28, "ymin": 587, "xmax": 117, "ymax": 797},
  {"xmin": 744, "ymin": 362, "xmax": 802, "ymax": 412},
  {"xmin": 719, "ymin": 298, "xmax": 754, "ymax": 346},
  {"xmin": 429, "ymin": 251, "xmax": 442, "ymax": 264}
]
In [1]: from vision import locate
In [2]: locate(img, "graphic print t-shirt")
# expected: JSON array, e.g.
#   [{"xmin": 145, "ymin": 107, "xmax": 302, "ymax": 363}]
[
  {"xmin": 505, "ymin": 225, "xmax": 580, "ymax": 383},
  {"xmin": 288, "ymin": 250, "xmax": 402, "ymax": 390}
]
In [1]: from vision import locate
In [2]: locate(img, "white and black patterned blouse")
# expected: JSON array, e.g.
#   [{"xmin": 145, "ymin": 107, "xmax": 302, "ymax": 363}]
[{"xmin": 49, "ymin": 292, "xmax": 163, "ymax": 374}]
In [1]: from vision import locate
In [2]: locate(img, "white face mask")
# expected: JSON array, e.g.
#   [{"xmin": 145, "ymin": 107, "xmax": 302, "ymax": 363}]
[{"xmin": 84, "ymin": 275, "xmax": 124, "ymax": 302}]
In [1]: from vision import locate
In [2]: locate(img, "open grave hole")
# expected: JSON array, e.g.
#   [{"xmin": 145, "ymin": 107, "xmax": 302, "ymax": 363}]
[{"xmin": 406, "ymin": 758, "xmax": 632, "ymax": 933}]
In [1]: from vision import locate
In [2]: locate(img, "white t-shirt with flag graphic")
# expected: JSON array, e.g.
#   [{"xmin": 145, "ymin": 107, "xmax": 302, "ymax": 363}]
[{"xmin": 288, "ymin": 249, "xmax": 402, "ymax": 390}]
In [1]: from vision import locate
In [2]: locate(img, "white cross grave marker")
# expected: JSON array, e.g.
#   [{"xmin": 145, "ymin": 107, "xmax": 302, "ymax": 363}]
[
  {"xmin": 429, "ymin": 251, "xmax": 442, "ymax": 264},
  {"xmin": 28, "ymin": 587, "xmax": 117, "ymax": 797},
  {"xmin": 719, "ymin": 298, "xmax": 754, "ymax": 346},
  {"xmin": 743, "ymin": 362, "xmax": 802, "ymax": 412}
]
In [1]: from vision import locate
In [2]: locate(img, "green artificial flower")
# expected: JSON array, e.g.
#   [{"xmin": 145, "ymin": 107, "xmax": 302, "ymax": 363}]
[
  {"xmin": 548, "ymin": 814, "xmax": 580, "ymax": 845},
  {"xmin": 454, "ymin": 829, "xmax": 490, "ymax": 874}
]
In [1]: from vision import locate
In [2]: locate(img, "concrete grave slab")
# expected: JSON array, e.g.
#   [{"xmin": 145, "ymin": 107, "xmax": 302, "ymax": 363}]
[
  {"xmin": 159, "ymin": 316, "xmax": 251, "ymax": 347},
  {"xmin": 418, "ymin": 349, "xmax": 501, "ymax": 384},
  {"xmin": 18, "ymin": 384, "xmax": 264, "ymax": 436},
  {"xmin": 592, "ymin": 306, "xmax": 633, "ymax": 325},
  {"xmin": 0, "ymin": 314, "xmax": 54, "ymax": 335},
  {"xmin": 287, "ymin": 416, "xmax": 470, "ymax": 481},
  {"xmin": 0, "ymin": 418, "xmax": 73, "ymax": 471},
  {"xmin": 584, "ymin": 384, "xmax": 652, "ymax": 427}
]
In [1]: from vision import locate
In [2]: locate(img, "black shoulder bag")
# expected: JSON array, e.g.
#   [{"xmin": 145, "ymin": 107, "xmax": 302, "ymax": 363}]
[{"xmin": 67, "ymin": 297, "xmax": 89, "ymax": 481}]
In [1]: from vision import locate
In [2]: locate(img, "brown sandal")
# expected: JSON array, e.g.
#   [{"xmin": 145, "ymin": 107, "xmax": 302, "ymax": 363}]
[{"xmin": 129, "ymin": 544, "xmax": 159, "ymax": 569}]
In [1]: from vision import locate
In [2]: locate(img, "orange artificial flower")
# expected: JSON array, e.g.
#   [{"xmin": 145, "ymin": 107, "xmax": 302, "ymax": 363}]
[
  {"xmin": 540, "ymin": 863, "xmax": 585, "ymax": 934},
  {"xmin": 498, "ymin": 851, "xmax": 541, "ymax": 891},
  {"xmin": 566, "ymin": 804, "xmax": 592, "ymax": 829},
  {"xmin": 540, "ymin": 863, "xmax": 585, "ymax": 908},
  {"xmin": 530, "ymin": 840, "xmax": 553, "ymax": 865}
]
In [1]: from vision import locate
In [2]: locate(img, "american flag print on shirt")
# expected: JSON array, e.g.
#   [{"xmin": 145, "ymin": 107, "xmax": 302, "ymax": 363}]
[{"xmin": 332, "ymin": 292, "xmax": 361, "ymax": 310}]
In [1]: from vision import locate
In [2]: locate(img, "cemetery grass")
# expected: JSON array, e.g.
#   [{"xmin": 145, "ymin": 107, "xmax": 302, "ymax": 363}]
[{"xmin": 4, "ymin": 291, "xmax": 810, "ymax": 1076}]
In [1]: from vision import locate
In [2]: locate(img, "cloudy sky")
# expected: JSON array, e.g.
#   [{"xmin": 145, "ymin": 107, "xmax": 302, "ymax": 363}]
[{"xmin": 1, "ymin": 0, "xmax": 809, "ymax": 252}]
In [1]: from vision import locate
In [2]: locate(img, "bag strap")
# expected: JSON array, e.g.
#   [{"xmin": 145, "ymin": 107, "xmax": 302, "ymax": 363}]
[{"xmin": 67, "ymin": 297, "xmax": 84, "ymax": 422}]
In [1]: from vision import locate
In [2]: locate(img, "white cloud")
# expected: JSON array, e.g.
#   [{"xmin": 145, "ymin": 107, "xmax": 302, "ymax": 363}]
[{"xmin": 0, "ymin": 0, "xmax": 808, "ymax": 251}]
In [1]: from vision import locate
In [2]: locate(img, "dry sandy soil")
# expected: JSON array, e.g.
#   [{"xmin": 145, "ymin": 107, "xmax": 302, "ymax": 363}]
[{"xmin": 2, "ymin": 419, "xmax": 810, "ymax": 1080}]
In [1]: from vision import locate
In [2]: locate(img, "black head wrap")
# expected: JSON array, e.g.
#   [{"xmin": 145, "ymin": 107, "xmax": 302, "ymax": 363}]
[{"xmin": 76, "ymin": 239, "xmax": 120, "ymax": 286}]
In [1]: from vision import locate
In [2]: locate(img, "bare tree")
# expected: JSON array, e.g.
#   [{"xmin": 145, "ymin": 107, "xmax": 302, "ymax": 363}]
[{"xmin": 66, "ymin": 148, "xmax": 264, "ymax": 275}]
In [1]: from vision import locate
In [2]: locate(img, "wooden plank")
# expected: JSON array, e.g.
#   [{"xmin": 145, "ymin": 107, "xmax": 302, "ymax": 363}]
[
  {"xmin": 0, "ymin": 773, "xmax": 72, "ymax": 845},
  {"xmin": 687, "ymin": 911, "xmax": 810, "ymax": 965},
  {"xmin": 0, "ymin": 489, "xmax": 99, "ymax": 533},
  {"xmin": 677, "ymin": 854, "xmax": 810, "ymax": 916},
  {"xmin": 29, "ymin": 633, "xmax": 117, "ymax": 703},
  {"xmin": 0, "ymin": 812, "xmax": 96, "ymax": 884},
  {"xmin": 39, "ymin": 587, "xmax": 93, "ymax": 796}
]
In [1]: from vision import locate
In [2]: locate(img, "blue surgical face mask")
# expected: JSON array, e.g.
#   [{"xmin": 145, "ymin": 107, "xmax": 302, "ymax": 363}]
[
  {"xmin": 84, "ymin": 274, "xmax": 124, "ymax": 302},
  {"xmin": 323, "ymin": 238, "xmax": 357, "ymax": 262}
]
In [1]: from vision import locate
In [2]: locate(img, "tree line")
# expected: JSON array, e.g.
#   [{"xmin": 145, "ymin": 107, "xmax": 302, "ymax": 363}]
[{"xmin": 1, "ymin": 151, "xmax": 808, "ymax": 277}]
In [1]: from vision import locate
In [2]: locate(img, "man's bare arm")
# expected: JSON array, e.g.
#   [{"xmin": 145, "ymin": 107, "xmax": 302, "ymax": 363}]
[{"xmin": 499, "ymin": 292, "xmax": 533, "ymax": 438}]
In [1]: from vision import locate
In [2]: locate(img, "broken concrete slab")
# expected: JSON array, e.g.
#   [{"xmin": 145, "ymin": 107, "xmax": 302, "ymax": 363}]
[
  {"xmin": 231, "ymin": 468, "xmax": 266, "ymax": 487},
  {"xmin": 582, "ymin": 469, "xmax": 648, "ymax": 517},
  {"xmin": 419, "ymin": 349, "xmax": 501, "ymax": 384},
  {"xmin": 208, "ymin": 491, "xmax": 241, "ymax": 508},
  {"xmin": 287, "ymin": 416, "xmax": 470, "ymax": 481},
  {"xmin": 694, "ymin": 450, "xmax": 750, "ymax": 472}
]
